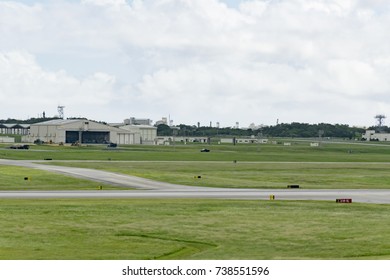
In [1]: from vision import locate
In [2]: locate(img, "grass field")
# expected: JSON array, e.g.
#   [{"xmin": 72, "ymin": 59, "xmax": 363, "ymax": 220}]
[
  {"xmin": 0, "ymin": 165, "xmax": 123, "ymax": 190},
  {"xmin": 2, "ymin": 140, "xmax": 390, "ymax": 162},
  {"xmin": 0, "ymin": 199, "xmax": 389, "ymax": 260},
  {"xmin": 1, "ymin": 141, "xmax": 390, "ymax": 260},
  {"xmin": 44, "ymin": 161, "xmax": 390, "ymax": 189},
  {"xmin": 3, "ymin": 141, "xmax": 390, "ymax": 189}
]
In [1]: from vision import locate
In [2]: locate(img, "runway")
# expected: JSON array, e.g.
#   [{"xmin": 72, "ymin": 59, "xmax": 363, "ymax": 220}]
[{"xmin": 1, "ymin": 159, "xmax": 390, "ymax": 204}]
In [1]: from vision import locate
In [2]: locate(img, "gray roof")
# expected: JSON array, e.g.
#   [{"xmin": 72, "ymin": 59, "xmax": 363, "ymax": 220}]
[
  {"xmin": 32, "ymin": 119, "xmax": 85, "ymax": 126},
  {"xmin": 0, "ymin": 123, "xmax": 30, "ymax": 128}
]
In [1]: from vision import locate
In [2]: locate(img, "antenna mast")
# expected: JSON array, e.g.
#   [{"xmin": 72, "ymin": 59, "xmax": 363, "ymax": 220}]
[
  {"xmin": 375, "ymin": 114, "xmax": 386, "ymax": 130},
  {"xmin": 57, "ymin": 105, "xmax": 65, "ymax": 119}
]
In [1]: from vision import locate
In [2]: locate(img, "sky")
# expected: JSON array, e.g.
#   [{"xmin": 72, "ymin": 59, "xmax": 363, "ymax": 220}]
[{"xmin": 1, "ymin": 0, "xmax": 390, "ymax": 128}]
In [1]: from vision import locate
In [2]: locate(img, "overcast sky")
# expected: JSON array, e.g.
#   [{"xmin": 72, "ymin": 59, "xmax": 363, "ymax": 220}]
[{"xmin": 1, "ymin": 0, "xmax": 390, "ymax": 127}]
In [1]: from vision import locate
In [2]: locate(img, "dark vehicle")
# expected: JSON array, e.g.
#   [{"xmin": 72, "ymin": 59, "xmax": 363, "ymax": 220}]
[
  {"xmin": 9, "ymin": 145, "xmax": 29, "ymax": 150},
  {"xmin": 107, "ymin": 142, "xmax": 117, "ymax": 148},
  {"xmin": 200, "ymin": 148, "xmax": 210, "ymax": 152}
]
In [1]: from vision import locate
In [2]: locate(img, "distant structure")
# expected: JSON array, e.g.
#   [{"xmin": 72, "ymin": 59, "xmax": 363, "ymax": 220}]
[
  {"xmin": 0, "ymin": 123, "xmax": 30, "ymax": 135},
  {"xmin": 168, "ymin": 115, "xmax": 173, "ymax": 126},
  {"xmin": 248, "ymin": 123, "xmax": 264, "ymax": 130},
  {"xmin": 375, "ymin": 114, "xmax": 386, "ymax": 129},
  {"xmin": 57, "ymin": 105, "xmax": 65, "ymax": 119},
  {"xmin": 124, "ymin": 117, "xmax": 152, "ymax": 126},
  {"xmin": 362, "ymin": 130, "xmax": 390, "ymax": 142},
  {"xmin": 155, "ymin": 117, "xmax": 168, "ymax": 126}
]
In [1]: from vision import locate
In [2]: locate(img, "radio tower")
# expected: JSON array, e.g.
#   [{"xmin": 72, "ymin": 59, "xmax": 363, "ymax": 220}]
[
  {"xmin": 375, "ymin": 114, "xmax": 386, "ymax": 128},
  {"xmin": 57, "ymin": 105, "xmax": 65, "ymax": 119}
]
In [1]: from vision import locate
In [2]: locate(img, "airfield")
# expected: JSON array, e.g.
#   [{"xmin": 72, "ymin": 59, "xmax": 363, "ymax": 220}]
[
  {"xmin": 1, "ymin": 159, "xmax": 390, "ymax": 203},
  {"xmin": 1, "ymin": 141, "xmax": 390, "ymax": 259}
]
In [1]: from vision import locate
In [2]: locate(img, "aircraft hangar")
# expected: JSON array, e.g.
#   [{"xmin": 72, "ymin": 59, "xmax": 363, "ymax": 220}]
[{"xmin": 22, "ymin": 119, "xmax": 138, "ymax": 145}]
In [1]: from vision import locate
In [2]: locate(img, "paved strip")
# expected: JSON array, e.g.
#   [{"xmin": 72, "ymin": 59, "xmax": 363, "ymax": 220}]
[
  {"xmin": 0, "ymin": 159, "xmax": 180, "ymax": 190},
  {"xmin": 1, "ymin": 189, "xmax": 390, "ymax": 204},
  {"xmin": 1, "ymin": 159, "xmax": 390, "ymax": 203}
]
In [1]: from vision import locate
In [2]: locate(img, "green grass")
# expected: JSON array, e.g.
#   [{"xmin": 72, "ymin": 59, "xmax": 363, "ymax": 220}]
[
  {"xmin": 2, "ymin": 141, "xmax": 390, "ymax": 162},
  {"xmin": 0, "ymin": 199, "xmax": 389, "ymax": 260},
  {"xmin": 3, "ymin": 141, "xmax": 390, "ymax": 190},
  {"xmin": 44, "ymin": 161, "xmax": 390, "ymax": 189},
  {"xmin": 0, "ymin": 165, "xmax": 123, "ymax": 190},
  {"xmin": 3, "ymin": 141, "xmax": 390, "ymax": 189},
  {"xmin": 1, "ymin": 142, "xmax": 390, "ymax": 260}
]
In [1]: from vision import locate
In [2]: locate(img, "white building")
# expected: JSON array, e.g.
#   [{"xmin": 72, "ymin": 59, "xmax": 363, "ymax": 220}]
[
  {"xmin": 155, "ymin": 117, "xmax": 168, "ymax": 126},
  {"xmin": 362, "ymin": 130, "xmax": 390, "ymax": 141},
  {"xmin": 220, "ymin": 138, "xmax": 268, "ymax": 144},
  {"xmin": 22, "ymin": 119, "xmax": 137, "ymax": 145},
  {"xmin": 124, "ymin": 117, "xmax": 152, "ymax": 126},
  {"xmin": 0, "ymin": 136, "xmax": 15, "ymax": 143},
  {"xmin": 118, "ymin": 124, "xmax": 157, "ymax": 145},
  {"xmin": 0, "ymin": 123, "xmax": 30, "ymax": 135},
  {"xmin": 155, "ymin": 136, "xmax": 209, "ymax": 145}
]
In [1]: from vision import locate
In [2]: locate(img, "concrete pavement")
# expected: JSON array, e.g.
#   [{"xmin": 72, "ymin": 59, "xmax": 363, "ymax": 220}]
[{"xmin": 1, "ymin": 159, "xmax": 390, "ymax": 204}]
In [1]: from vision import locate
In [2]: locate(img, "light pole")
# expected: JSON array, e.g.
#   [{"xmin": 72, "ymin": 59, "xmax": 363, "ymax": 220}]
[{"xmin": 257, "ymin": 129, "xmax": 263, "ymax": 152}]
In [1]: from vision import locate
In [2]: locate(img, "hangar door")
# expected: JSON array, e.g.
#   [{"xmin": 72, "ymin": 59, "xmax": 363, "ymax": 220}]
[
  {"xmin": 66, "ymin": 131, "xmax": 110, "ymax": 144},
  {"xmin": 118, "ymin": 133, "xmax": 133, "ymax": 144}
]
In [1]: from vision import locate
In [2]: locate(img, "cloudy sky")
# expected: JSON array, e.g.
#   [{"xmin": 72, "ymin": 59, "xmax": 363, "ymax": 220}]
[{"xmin": 1, "ymin": 0, "xmax": 390, "ymax": 127}]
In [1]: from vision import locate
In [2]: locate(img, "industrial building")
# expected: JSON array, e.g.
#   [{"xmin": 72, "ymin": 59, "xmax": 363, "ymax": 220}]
[
  {"xmin": 0, "ymin": 136, "xmax": 15, "ymax": 143},
  {"xmin": 124, "ymin": 117, "xmax": 152, "ymax": 126},
  {"xmin": 118, "ymin": 124, "xmax": 157, "ymax": 145},
  {"xmin": 220, "ymin": 138, "xmax": 268, "ymax": 144},
  {"xmin": 22, "ymin": 119, "xmax": 156, "ymax": 145},
  {"xmin": 362, "ymin": 130, "xmax": 390, "ymax": 141},
  {"xmin": 155, "ymin": 136, "xmax": 209, "ymax": 145},
  {"xmin": 0, "ymin": 123, "xmax": 30, "ymax": 135}
]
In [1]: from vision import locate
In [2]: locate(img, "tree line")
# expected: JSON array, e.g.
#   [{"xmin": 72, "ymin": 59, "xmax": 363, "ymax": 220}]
[
  {"xmin": 0, "ymin": 117, "xmax": 372, "ymax": 139},
  {"xmin": 157, "ymin": 122, "xmax": 369, "ymax": 139},
  {"xmin": 0, "ymin": 117, "xmax": 60, "ymax": 124}
]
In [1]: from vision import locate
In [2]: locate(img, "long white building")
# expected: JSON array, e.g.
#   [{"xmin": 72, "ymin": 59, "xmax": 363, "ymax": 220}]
[
  {"xmin": 362, "ymin": 130, "xmax": 390, "ymax": 141},
  {"xmin": 22, "ymin": 119, "xmax": 156, "ymax": 145}
]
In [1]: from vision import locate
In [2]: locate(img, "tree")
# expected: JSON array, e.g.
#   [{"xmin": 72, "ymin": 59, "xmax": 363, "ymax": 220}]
[{"xmin": 156, "ymin": 124, "xmax": 172, "ymax": 136}]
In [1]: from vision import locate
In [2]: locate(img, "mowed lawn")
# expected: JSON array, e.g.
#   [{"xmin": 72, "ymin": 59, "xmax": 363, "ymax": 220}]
[
  {"xmin": 4, "ymin": 141, "xmax": 390, "ymax": 189},
  {"xmin": 45, "ymin": 161, "xmax": 390, "ymax": 189},
  {"xmin": 0, "ymin": 199, "xmax": 389, "ymax": 260},
  {"xmin": 0, "ymin": 165, "xmax": 123, "ymax": 190},
  {"xmin": 2, "ymin": 140, "xmax": 390, "ymax": 162},
  {"xmin": 1, "ymin": 142, "xmax": 390, "ymax": 260}
]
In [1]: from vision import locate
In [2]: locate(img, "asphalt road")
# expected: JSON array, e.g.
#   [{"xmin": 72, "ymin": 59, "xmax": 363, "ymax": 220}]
[{"xmin": 1, "ymin": 159, "xmax": 390, "ymax": 204}]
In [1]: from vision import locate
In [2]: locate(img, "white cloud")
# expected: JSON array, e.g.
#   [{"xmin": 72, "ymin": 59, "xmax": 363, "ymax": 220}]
[
  {"xmin": 1, "ymin": 0, "xmax": 390, "ymax": 126},
  {"xmin": 0, "ymin": 51, "xmax": 117, "ymax": 119},
  {"xmin": 323, "ymin": 59, "xmax": 389, "ymax": 95},
  {"xmin": 81, "ymin": 0, "xmax": 127, "ymax": 6}
]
